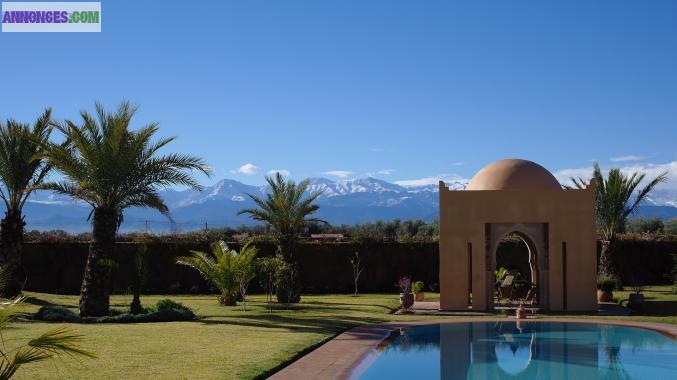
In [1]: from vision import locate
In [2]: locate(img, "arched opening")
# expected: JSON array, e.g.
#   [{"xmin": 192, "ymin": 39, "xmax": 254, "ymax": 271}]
[{"xmin": 494, "ymin": 232, "xmax": 538, "ymax": 308}]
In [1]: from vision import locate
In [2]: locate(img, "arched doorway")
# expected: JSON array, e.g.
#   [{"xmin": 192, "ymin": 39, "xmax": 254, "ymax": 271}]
[
  {"xmin": 494, "ymin": 232, "xmax": 538, "ymax": 308},
  {"xmin": 485, "ymin": 223, "xmax": 549, "ymax": 311}
]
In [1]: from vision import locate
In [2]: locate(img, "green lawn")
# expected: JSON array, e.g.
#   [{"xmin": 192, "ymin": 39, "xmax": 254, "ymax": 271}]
[
  {"xmin": 3, "ymin": 287, "xmax": 675, "ymax": 379},
  {"xmin": 5, "ymin": 293, "xmax": 410, "ymax": 380}
]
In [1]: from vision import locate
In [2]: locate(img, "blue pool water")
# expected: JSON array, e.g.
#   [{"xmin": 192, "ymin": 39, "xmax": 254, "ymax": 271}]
[{"xmin": 355, "ymin": 322, "xmax": 676, "ymax": 379}]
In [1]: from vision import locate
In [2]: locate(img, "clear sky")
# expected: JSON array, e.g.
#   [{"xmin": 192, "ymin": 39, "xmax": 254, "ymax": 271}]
[{"xmin": 1, "ymin": 0, "xmax": 676, "ymax": 188}]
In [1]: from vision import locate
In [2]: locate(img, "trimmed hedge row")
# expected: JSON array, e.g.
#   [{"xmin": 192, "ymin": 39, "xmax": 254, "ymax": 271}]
[{"xmin": 21, "ymin": 238, "xmax": 676, "ymax": 295}]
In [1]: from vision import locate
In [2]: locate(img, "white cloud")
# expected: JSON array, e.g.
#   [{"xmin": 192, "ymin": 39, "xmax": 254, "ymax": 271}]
[
  {"xmin": 323, "ymin": 170, "xmax": 352, "ymax": 178},
  {"xmin": 231, "ymin": 195, "xmax": 245, "ymax": 202},
  {"xmin": 236, "ymin": 163, "xmax": 259, "ymax": 176},
  {"xmin": 451, "ymin": 162, "xmax": 465, "ymax": 166},
  {"xmin": 267, "ymin": 169, "xmax": 290, "ymax": 177},
  {"xmin": 395, "ymin": 174, "xmax": 469, "ymax": 187},
  {"xmin": 610, "ymin": 155, "xmax": 644, "ymax": 162}
]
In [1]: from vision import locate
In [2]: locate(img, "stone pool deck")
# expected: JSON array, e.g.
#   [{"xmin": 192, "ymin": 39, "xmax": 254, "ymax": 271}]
[
  {"xmin": 270, "ymin": 315, "xmax": 677, "ymax": 380},
  {"xmin": 402, "ymin": 301, "xmax": 631, "ymax": 316}
]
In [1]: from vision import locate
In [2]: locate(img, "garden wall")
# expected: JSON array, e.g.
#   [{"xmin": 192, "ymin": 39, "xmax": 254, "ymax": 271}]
[
  {"xmin": 21, "ymin": 238, "xmax": 676, "ymax": 295},
  {"xmin": 22, "ymin": 241, "xmax": 439, "ymax": 295}
]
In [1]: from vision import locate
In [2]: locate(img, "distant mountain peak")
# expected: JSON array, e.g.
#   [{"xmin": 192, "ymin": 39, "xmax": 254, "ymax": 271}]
[{"xmin": 19, "ymin": 175, "xmax": 677, "ymax": 232}]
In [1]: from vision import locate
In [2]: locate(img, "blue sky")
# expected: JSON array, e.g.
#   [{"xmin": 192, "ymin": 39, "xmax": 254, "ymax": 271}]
[{"xmin": 1, "ymin": 0, "xmax": 676, "ymax": 188}]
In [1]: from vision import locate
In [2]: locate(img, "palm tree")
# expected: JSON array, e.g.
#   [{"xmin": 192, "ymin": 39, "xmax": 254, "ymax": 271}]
[
  {"xmin": 237, "ymin": 173, "xmax": 323, "ymax": 303},
  {"xmin": 42, "ymin": 101, "xmax": 210, "ymax": 317},
  {"xmin": 568, "ymin": 163, "xmax": 667, "ymax": 276},
  {"xmin": 0, "ymin": 109, "xmax": 53, "ymax": 297},
  {"xmin": 176, "ymin": 240, "xmax": 257, "ymax": 306}
]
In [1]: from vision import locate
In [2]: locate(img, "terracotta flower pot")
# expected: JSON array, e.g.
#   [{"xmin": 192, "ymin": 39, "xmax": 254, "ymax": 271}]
[
  {"xmin": 628, "ymin": 293, "xmax": 644, "ymax": 310},
  {"xmin": 414, "ymin": 291, "xmax": 425, "ymax": 302},
  {"xmin": 597, "ymin": 289, "xmax": 613, "ymax": 303},
  {"xmin": 400, "ymin": 293, "xmax": 414, "ymax": 309}
]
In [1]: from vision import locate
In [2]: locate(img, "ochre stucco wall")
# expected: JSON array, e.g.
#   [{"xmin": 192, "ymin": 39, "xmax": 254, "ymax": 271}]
[{"xmin": 438, "ymin": 182, "xmax": 596, "ymax": 311}]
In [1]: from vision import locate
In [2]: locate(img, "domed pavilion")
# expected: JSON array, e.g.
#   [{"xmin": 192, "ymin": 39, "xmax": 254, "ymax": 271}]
[{"xmin": 438, "ymin": 159, "xmax": 596, "ymax": 312}]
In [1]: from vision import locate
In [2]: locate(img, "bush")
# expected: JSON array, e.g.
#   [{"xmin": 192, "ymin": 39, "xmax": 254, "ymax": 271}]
[
  {"xmin": 411, "ymin": 281, "xmax": 424, "ymax": 293},
  {"xmin": 597, "ymin": 275, "xmax": 621, "ymax": 292},
  {"xmin": 35, "ymin": 299, "xmax": 195, "ymax": 324},
  {"xmin": 150, "ymin": 299, "xmax": 193, "ymax": 313},
  {"xmin": 34, "ymin": 306, "xmax": 79, "ymax": 322}
]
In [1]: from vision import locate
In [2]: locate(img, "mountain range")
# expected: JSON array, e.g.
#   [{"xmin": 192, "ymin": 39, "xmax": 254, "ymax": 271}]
[{"xmin": 16, "ymin": 177, "xmax": 677, "ymax": 233}]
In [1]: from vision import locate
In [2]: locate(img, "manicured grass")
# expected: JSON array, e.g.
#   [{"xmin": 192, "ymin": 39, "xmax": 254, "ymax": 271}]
[
  {"xmin": 613, "ymin": 285, "xmax": 677, "ymax": 324},
  {"xmin": 6, "ymin": 293, "xmax": 408, "ymax": 380},
  {"xmin": 4, "ymin": 288, "xmax": 675, "ymax": 379}
]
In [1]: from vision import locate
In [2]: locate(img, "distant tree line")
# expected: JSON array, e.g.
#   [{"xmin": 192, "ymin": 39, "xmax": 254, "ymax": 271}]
[
  {"xmin": 22, "ymin": 219, "xmax": 441, "ymax": 243},
  {"xmin": 22, "ymin": 215, "xmax": 677, "ymax": 244},
  {"xmin": 625, "ymin": 217, "xmax": 677, "ymax": 235}
]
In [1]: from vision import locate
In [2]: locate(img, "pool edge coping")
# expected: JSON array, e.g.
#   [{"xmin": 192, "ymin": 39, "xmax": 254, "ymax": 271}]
[{"xmin": 268, "ymin": 318, "xmax": 677, "ymax": 380}]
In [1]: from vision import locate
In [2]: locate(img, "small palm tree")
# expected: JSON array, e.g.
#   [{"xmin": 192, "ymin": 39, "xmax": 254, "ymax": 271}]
[
  {"xmin": 568, "ymin": 163, "xmax": 667, "ymax": 276},
  {"xmin": 237, "ymin": 173, "xmax": 324, "ymax": 303},
  {"xmin": 129, "ymin": 244, "xmax": 149, "ymax": 314},
  {"xmin": 176, "ymin": 240, "xmax": 257, "ymax": 306},
  {"xmin": 0, "ymin": 266, "xmax": 95, "ymax": 379},
  {"xmin": 42, "ymin": 101, "xmax": 210, "ymax": 317},
  {"xmin": 0, "ymin": 109, "xmax": 54, "ymax": 297}
]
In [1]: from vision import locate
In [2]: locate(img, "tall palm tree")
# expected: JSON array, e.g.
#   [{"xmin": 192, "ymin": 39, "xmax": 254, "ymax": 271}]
[
  {"xmin": 0, "ymin": 109, "xmax": 53, "ymax": 297},
  {"xmin": 568, "ymin": 162, "xmax": 667, "ymax": 276},
  {"xmin": 42, "ymin": 101, "xmax": 210, "ymax": 317},
  {"xmin": 237, "ymin": 173, "xmax": 323, "ymax": 303}
]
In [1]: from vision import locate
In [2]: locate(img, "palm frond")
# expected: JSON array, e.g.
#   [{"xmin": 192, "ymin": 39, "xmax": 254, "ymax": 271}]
[{"xmin": 42, "ymin": 101, "xmax": 211, "ymax": 220}]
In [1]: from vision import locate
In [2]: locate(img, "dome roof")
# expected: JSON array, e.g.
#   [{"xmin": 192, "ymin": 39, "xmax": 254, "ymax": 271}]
[{"xmin": 467, "ymin": 159, "xmax": 561, "ymax": 191}]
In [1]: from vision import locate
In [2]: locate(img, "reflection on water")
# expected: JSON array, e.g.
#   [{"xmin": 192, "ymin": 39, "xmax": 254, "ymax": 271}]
[{"xmin": 357, "ymin": 322, "xmax": 677, "ymax": 379}]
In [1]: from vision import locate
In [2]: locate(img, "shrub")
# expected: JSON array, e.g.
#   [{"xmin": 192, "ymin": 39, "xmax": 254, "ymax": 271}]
[
  {"xmin": 35, "ymin": 300, "xmax": 195, "ymax": 324},
  {"xmin": 151, "ymin": 299, "xmax": 193, "ymax": 313},
  {"xmin": 411, "ymin": 281, "xmax": 424, "ymax": 294},
  {"xmin": 34, "ymin": 306, "xmax": 80, "ymax": 322},
  {"xmin": 597, "ymin": 275, "xmax": 621, "ymax": 292},
  {"xmin": 396, "ymin": 276, "xmax": 412, "ymax": 293}
]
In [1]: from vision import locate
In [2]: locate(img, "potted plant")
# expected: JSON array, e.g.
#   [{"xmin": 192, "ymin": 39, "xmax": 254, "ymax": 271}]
[
  {"xmin": 412, "ymin": 281, "xmax": 425, "ymax": 302},
  {"xmin": 397, "ymin": 276, "xmax": 414, "ymax": 310},
  {"xmin": 628, "ymin": 283, "xmax": 645, "ymax": 310},
  {"xmin": 597, "ymin": 275, "xmax": 618, "ymax": 303}
]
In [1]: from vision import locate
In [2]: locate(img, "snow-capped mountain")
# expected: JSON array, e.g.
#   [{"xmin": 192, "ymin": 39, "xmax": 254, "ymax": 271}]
[
  {"xmin": 645, "ymin": 188, "xmax": 677, "ymax": 208},
  {"xmin": 15, "ymin": 176, "xmax": 677, "ymax": 233}
]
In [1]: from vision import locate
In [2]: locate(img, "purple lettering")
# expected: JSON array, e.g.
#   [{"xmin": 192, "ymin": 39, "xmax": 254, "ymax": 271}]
[
  {"xmin": 45, "ymin": 11, "xmax": 53, "ymax": 23},
  {"xmin": 1, "ymin": 12, "xmax": 10, "ymax": 24}
]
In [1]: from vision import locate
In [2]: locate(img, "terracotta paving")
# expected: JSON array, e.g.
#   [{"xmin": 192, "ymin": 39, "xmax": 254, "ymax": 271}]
[{"xmin": 270, "ymin": 316, "xmax": 677, "ymax": 380}]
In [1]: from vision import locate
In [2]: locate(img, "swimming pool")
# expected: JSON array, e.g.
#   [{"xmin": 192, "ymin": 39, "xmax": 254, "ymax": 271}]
[{"xmin": 354, "ymin": 322, "xmax": 677, "ymax": 379}]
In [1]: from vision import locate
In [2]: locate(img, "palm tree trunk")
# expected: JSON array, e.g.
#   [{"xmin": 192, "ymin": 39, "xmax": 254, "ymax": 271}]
[
  {"xmin": 130, "ymin": 293, "xmax": 142, "ymax": 314},
  {"xmin": 219, "ymin": 292, "xmax": 236, "ymax": 306},
  {"xmin": 275, "ymin": 236, "xmax": 301, "ymax": 303},
  {"xmin": 598, "ymin": 238, "xmax": 616, "ymax": 277},
  {"xmin": 79, "ymin": 207, "xmax": 118, "ymax": 317},
  {"xmin": 0, "ymin": 210, "xmax": 26, "ymax": 297}
]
